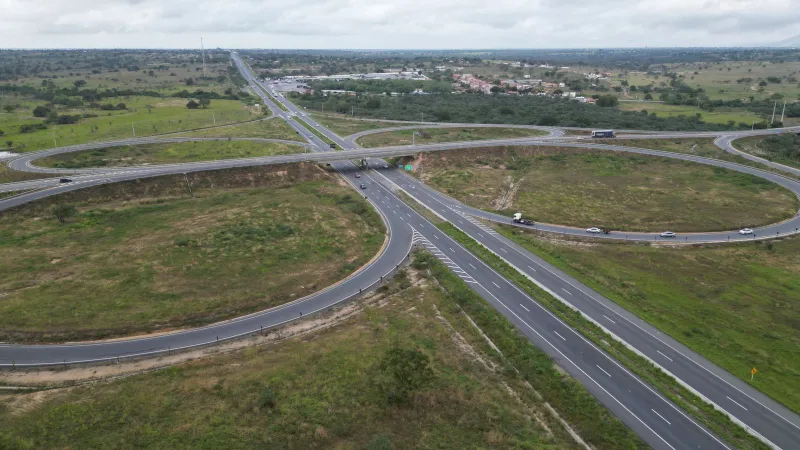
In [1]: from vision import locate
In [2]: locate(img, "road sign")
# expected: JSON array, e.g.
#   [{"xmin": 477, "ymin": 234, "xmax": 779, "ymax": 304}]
[
  {"xmin": 397, "ymin": 164, "xmax": 403, "ymax": 168},
  {"xmin": 751, "ymin": 367, "xmax": 757, "ymax": 381},
  {"xmin": 404, "ymin": 165, "xmax": 413, "ymax": 171}
]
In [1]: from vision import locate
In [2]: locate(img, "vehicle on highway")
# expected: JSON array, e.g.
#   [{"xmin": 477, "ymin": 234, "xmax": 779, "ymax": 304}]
[
  {"xmin": 660, "ymin": 231, "xmax": 677, "ymax": 238},
  {"xmin": 382, "ymin": 164, "xmax": 389, "ymax": 169},
  {"xmin": 359, "ymin": 183, "xmax": 367, "ymax": 189},
  {"xmin": 330, "ymin": 143, "xmax": 337, "ymax": 149},
  {"xmin": 512, "ymin": 212, "xmax": 534, "ymax": 226},
  {"xmin": 739, "ymin": 228, "xmax": 754, "ymax": 235},
  {"xmin": 591, "ymin": 129, "xmax": 615, "ymax": 138},
  {"xmin": 586, "ymin": 227, "xmax": 602, "ymax": 233},
  {"xmin": 355, "ymin": 173, "xmax": 361, "ymax": 178},
  {"xmin": 59, "ymin": 178, "xmax": 72, "ymax": 183}
]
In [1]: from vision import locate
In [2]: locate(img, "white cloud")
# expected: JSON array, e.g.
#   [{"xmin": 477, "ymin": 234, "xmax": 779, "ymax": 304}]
[{"xmin": 1, "ymin": 0, "xmax": 798, "ymax": 48}]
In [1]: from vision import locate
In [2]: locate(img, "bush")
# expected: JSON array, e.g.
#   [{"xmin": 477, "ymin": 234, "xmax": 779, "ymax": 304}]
[
  {"xmin": 52, "ymin": 204, "xmax": 77, "ymax": 224},
  {"xmin": 377, "ymin": 347, "xmax": 433, "ymax": 404},
  {"xmin": 32, "ymin": 105, "xmax": 50, "ymax": 117},
  {"xmin": 258, "ymin": 387, "xmax": 277, "ymax": 409}
]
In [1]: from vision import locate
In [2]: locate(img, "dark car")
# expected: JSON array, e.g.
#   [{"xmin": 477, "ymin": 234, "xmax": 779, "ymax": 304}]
[
  {"xmin": 360, "ymin": 183, "xmax": 367, "ymax": 189},
  {"xmin": 59, "ymin": 178, "xmax": 72, "ymax": 183}
]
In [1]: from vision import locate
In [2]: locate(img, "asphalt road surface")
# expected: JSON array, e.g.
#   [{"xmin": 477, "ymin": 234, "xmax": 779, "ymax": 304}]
[{"xmin": 0, "ymin": 53, "xmax": 797, "ymax": 449}]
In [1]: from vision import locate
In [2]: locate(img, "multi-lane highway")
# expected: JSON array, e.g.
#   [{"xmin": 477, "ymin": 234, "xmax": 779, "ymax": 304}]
[
  {"xmin": 249, "ymin": 61, "xmax": 800, "ymax": 449},
  {"xmin": 0, "ymin": 52, "xmax": 798, "ymax": 449}
]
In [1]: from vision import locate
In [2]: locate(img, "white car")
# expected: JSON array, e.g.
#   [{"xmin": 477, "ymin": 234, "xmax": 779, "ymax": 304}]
[
  {"xmin": 739, "ymin": 228, "xmax": 754, "ymax": 235},
  {"xmin": 586, "ymin": 227, "xmax": 602, "ymax": 233},
  {"xmin": 660, "ymin": 231, "xmax": 676, "ymax": 238}
]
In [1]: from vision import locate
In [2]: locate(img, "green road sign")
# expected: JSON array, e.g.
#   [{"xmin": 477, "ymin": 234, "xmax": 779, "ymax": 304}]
[{"xmin": 405, "ymin": 165, "xmax": 413, "ymax": 171}]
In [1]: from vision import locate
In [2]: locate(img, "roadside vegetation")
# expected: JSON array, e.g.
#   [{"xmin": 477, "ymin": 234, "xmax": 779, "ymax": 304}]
[
  {"xmin": 409, "ymin": 146, "xmax": 797, "ymax": 232},
  {"xmin": 174, "ymin": 118, "xmax": 302, "ymax": 141},
  {"xmin": 0, "ymin": 163, "xmax": 54, "ymax": 184},
  {"xmin": 736, "ymin": 134, "xmax": 800, "ymax": 169},
  {"xmin": 0, "ymin": 164, "xmax": 384, "ymax": 342},
  {"xmin": 292, "ymin": 92, "xmax": 735, "ymax": 131},
  {"xmin": 493, "ymin": 225, "xmax": 800, "ymax": 415},
  {"xmin": 356, "ymin": 127, "xmax": 547, "ymax": 148},
  {"xmin": 37, "ymin": 140, "xmax": 305, "ymax": 168},
  {"xmin": 0, "ymin": 252, "xmax": 645, "ymax": 449},
  {"xmin": 612, "ymin": 138, "xmax": 800, "ymax": 180},
  {"xmin": 436, "ymin": 223, "xmax": 771, "ymax": 450},
  {"xmin": 311, "ymin": 113, "xmax": 403, "ymax": 136}
]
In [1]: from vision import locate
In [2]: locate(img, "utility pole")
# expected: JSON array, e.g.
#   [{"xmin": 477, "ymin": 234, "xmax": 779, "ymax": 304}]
[
  {"xmin": 52, "ymin": 132, "xmax": 57, "ymax": 148},
  {"xmin": 770, "ymin": 100, "xmax": 777, "ymax": 124},
  {"xmin": 752, "ymin": 119, "xmax": 755, "ymax": 131},
  {"xmin": 212, "ymin": 113, "xmax": 216, "ymax": 126},
  {"xmin": 421, "ymin": 112, "xmax": 424, "ymax": 122},
  {"xmin": 780, "ymin": 100, "xmax": 786, "ymax": 124},
  {"xmin": 351, "ymin": 106, "xmax": 354, "ymax": 117},
  {"xmin": 132, "ymin": 123, "xmax": 136, "ymax": 137},
  {"xmin": 201, "ymin": 37, "xmax": 206, "ymax": 78}
]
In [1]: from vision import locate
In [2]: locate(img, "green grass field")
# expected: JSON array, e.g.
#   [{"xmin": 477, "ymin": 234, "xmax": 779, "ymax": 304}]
[
  {"xmin": 495, "ymin": 225, "xmax": 800, "ymax": 414},
  {"xmin": 613, "ymin": 138, "xmax": 800, "ymax": 180},
  {"xmin": 311, "ymin": 114, "xmax": 403, "ymax": 136},
  {"xmin": 37, "ymin": 140, "xmax": 304, "ymax": 168},
  {"xmin": 0, "ymin": 165, "xmax": 384, "ymax": 342},
  {"xmin": 0, "ymin": 252, "xmax": 645, "ymax": 449},
  {"xmin": 617, "ymin": 102, "xmax": 761, "ymax": 125},
  {"xmin": 357, "ymin": 127, "xmax": 547, "ymax": 148},
  {"xmin": 174, "ymin": 118, "xmax": 302, "ymax": 141},
  {"xmin": 0, "ymin": 96, "xmax": 263, "ymax": 153},
  {"xmin": 625, "ymin": 61, "xmax": 800, "ymax": 102},
  {"xmin": 414, "ymin": 146, "xmax": 797, "ymax": 231}
]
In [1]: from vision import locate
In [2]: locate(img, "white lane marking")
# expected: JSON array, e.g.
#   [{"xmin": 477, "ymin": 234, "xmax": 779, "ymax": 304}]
[
  {"xmin": 528, "ymin": 265, "xmax": 537, "ymax": 272},
  {"xmin": 651, "ymin": 409, "xmax": 672, "ymax": 426},
  {"xmin": 520, "ymin": 304, "xmax": 530, "ymax": 312},
  {"xmin": 449, "ymin": 247, "xmax": 455, "ymax": 252},
  {"xmin": 492, "ymin": 281, "xmax": 501, "ymax": 288},
  {"xmin": 727, "ymin": 396, "xmax": 748, "ymax": 411},
  {"xmin": 657, "ymin": 350, "xmax": 673, "ymax": 362},
  {"xmin": 458, "ymin": 220, "xmax": 464, "ymax": 224},
  {"xmin": 500, "ymin": 248, "xmax": 508, "ymax": 253},
  {"xmin": 554, "ymin": 331, "xmax": 566, "ymax": 341},
  {"xmin": 469, "ymin": 263, "xmax": 477, "ymax": 270},
  {"xmin": 603, "ymin": 315, "xmax": 616, "ymax": 324},
  {"xmin": 476, "ymin": 287, "xmax": 677, "ymax": 450},
  {"xmin": 562, "ymin": 288, "xmax": 572, "ymax": 295},
  {"xmin": 433, "ymin": 235, "xmax": 439, "ymax": 239},
  {"xmin": 596, "ymin": 365, "xmax": 612, "ymax": 378}
]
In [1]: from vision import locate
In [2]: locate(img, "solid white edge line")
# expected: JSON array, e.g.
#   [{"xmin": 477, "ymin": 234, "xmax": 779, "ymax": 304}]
[{"xmin": 652, "ymin": 409, "xmax": 672, "ymax": 426}]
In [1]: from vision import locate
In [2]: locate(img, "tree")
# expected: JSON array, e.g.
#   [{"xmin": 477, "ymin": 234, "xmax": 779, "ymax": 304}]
[
  {"xmin": 185, "ymin": 78, "xmax": 195, "ymax": 86},
  {"xmin": 73, "ymin": 79, "xmax": 87, "ymax": 88},
  {"xmin": 146, "ymin": 104, "xmax": 153, "ymax": 114},
  {"xmin": 198, "ymin": 98, "xmax": 211, "ymax": 109},
  {"xmin": 3, "ymin": 105, "xmax": 15, "ymax": 113},
  {"xmin": 365, "ymin": 98, "xmax": 381, "ymax": 109},
  {"xmin": 186, "ymin": 100, "xmax": 200, "ymax": 109},
  {"xmin": 596, "ymin": 94, "xmax": 619, "ymax": 107},
  {"xmin": 378, "ymin": 347, "xmax": 434, "ymax": 404},
  {"xmin": 0, "ymin": 130, "xmax": 4, "ymax": 136},
  {"xmin": 32, "ymin": 105, "xmax": 50, "ymax": 117},
  {"xmin": 52, "ymin": 204, "xmax": 77, "ymax": 224},
  {"xmin": 116, "ymin": 103, "xmax": 127, "ymax": 110},
  {"xmin": 5, "ymin": 140, "xmax": 12, "ymax": 148},
  {"xmin": 490, "ymin": 86, "xmax": 503, "ymax": 94}
]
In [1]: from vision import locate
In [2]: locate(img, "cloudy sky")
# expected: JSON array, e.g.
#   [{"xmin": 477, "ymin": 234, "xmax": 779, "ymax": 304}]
[{"xmin": 3, "ymin": 0, "xmax": 799, "ymax": 49}]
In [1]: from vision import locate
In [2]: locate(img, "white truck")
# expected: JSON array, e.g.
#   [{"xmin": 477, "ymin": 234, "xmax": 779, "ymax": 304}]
[{"xmin": 512, "ymin": 213, "xmax": 534, "ymax": 226}]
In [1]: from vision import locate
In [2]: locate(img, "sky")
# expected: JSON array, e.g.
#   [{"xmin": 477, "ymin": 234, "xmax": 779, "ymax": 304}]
[{"xmin": 2, "ymin": 0, "xmax": 799, "ymax": 49}]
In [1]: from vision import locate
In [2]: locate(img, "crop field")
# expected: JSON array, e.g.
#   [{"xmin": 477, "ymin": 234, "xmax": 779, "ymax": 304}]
[
  {"xmin": 356, "ymin": 127, "xmax": 547, "ymax": 148},
  {"xmin": 411, "ymin": 145, "xmax": 797, "ymax": 232},
  {"xmin": 175, "ymin": 117, "xmax": 302, "ymax": 141},
  {"xmin": 37, "ymin": 140, "xmax": 304, "ymax": 168},
  {"xmin": 0, "ymin": 95, "xmax": 263, "ymax": 153},
  {"xmin": 0, "ymin": 164, "xmax": 384, "ymax": 342},
  {"xmin": 495, "ymin": 226, "xmax": 800, "ymax": 414},
  {"xmin": 0, "ymin": 252, "xmax": 644, "ymax": 449}
]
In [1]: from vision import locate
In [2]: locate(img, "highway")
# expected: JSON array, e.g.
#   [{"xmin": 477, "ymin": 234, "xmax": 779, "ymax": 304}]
[
  {"xmin": 0, "ymin": 52, "xmax": 797, "ymax": 449},
  {"xmin": 250, "ymin": 59, "xmax": 800, "ymax": 449}
]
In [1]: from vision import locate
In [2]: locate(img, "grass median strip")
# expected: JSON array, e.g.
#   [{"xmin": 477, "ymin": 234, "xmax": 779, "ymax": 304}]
[{"xmin": 434, "ymin": 222, "xmax": 770, "ymax": 450}]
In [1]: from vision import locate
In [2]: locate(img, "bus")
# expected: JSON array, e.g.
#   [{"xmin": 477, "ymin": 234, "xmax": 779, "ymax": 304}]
[{"xmin": 591, "ymin": 130, "xmax": 615, "ymax": 138}]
